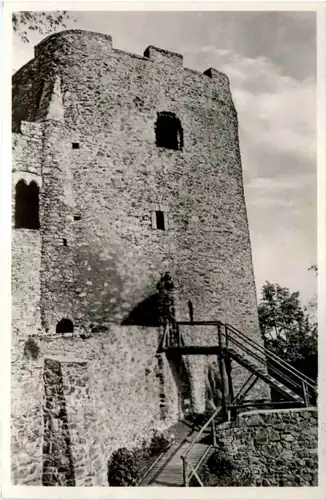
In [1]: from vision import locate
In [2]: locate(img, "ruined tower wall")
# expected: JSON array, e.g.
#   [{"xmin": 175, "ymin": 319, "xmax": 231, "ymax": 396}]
[
  {"xmin": 39, "ymin": 120, "xmax": 77, "ymax": 330},
  {"xmin": 12, "ymin": 124, "xmax": 43, "ymax": 336},
  {"xmin": 29, "ymin": 31, "xmax": 261, "ymax": 348},
  {"xmin": 12, "ymin": 59, "xmax": 43, "ymax": 133},
  {"xmin": 11, "ymin": 124, "xmax": 44, "ymax": 485},
  {"xmin": 11, "ymin": 328, "xmax": 179, "ymax": 486},
  {"xmin": 11, "ymin": 30, "xmax": 269, "ymax": 485}
]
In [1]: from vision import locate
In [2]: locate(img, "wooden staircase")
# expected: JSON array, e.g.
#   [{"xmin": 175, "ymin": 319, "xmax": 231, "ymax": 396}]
[
  {"xmin": 226, "ymin": 347, "xmax": 304, "ymax": 404},
  {"xmin": 140, "ymin": 435, "xmax": 211, "ymax": 486},
  {"xmin": 147, "ymin": 319, "xmax": 318, "ymax": 487}
]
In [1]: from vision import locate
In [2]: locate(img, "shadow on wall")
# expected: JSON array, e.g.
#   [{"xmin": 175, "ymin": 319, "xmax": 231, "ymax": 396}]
[
  {"xmin": 206, "ymin": 362, "xmax": 223, "ymax": 412},
  {"xmin": 122, "ymin": 272, "xmax": 176, "ymax": 328},
  {"xmin": 166, "ymin": 351, "xmax": 192, "ymax": 418},
  {"xmin": 121, "ymin": 293, "xmax": 160, "ymax": 326},
  {"xmin": 74, "ymin": 244, "xmax": 125, "ymax": 331},
  {"xmin": 42, "ymin": 359, "xmax": 75, "ymax": 486}
]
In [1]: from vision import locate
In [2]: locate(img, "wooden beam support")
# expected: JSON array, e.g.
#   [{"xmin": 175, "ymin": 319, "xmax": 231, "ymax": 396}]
[
  {"xmin": 232, "ymin": 373, "xmax": 259, "ymax": 406},
  {"xmin": 217, "ymin": 323, "xmax": 228, "ymax": 419}
]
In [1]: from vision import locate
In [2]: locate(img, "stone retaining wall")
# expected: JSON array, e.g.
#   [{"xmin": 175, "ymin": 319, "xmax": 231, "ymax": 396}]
[{"xmin": 215, "ymin": 407, "xmax": 318, "ymax": 486}]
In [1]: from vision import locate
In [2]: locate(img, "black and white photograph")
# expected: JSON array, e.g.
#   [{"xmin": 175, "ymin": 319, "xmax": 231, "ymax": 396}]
[{"xmin": 3, "ymin": 2, "xmax": 324, "ymax": 495}]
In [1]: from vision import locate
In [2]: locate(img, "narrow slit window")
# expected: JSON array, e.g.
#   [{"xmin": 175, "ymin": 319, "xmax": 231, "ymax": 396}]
[
  {"xmin": 156, "ymin": 211, "xmax": 165, "ymax": 230},
  {"xmin": 63, "ymin": 238, "xmax": 67, "ymax": 246}
]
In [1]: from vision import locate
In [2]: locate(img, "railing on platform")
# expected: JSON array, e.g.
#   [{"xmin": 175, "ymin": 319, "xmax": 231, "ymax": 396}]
[
  {"xmin": 224, "ymin": 323, "xmax": 317, "ymax": 406},
  {"xmin": 160, "ymin": 319, "xmax": 317, "ymax": 486},
  {"xmin": 163, "ymin": 319, "xmax": 317, "ymax": 408}
]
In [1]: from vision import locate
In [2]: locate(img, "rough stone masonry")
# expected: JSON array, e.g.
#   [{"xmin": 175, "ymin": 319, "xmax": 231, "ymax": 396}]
[
  {"xmin": 215, "ymin": 408, "xmax": 318, "ymax": 486},
  {"xmin": 11, "ymin": 30, "xmax": 269, "ymax": 486}
]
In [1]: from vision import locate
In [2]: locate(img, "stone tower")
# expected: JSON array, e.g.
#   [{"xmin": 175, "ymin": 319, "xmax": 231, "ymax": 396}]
[{"xmin": 11, "ymin": 30, "xmax": 266, "ymax": 486}]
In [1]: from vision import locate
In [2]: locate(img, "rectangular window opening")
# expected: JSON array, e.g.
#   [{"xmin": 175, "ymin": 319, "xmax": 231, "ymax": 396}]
[
  {"xmin": 63, "ymin": 238, "xmax": 68, "ymax": 246},
  {"xmin": 74, "ymin": 215, "xmax": 81, "ymax": 221},
  {"xmin": 72, "ymin": 143, "xmax": 80, "ymax": 149},
  {"xmin": 156, "ymin": 211, "xmax": 165, "ymax": 230}
]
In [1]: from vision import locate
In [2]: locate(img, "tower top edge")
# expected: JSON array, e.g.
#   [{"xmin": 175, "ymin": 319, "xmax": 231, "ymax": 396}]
[
  {"xmin": 31, "ymin": 29, "xmax": 229, "ymax": 83},
  {"xmin": 35, "ymin": 29, "xmax": 113, "ymax": 48}
]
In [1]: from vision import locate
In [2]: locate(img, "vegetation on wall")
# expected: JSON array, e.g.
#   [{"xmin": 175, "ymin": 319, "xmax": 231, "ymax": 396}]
[{"xmin": 107, "ymin": 431, "xmax": 172, "ymax": 486}]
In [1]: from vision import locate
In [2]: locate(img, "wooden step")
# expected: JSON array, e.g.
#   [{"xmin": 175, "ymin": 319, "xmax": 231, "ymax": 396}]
[{"xmin": 149, "ymin": 442, "xmax": 210, "ymax": 486}]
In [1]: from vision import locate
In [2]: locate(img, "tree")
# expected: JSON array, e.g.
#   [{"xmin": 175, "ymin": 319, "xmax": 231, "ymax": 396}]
[
  {"xmin": 308, "ymin": 264, "xmax": 318, "ymax": 277},
  {"xmin": 258, "ymin": 281, "xmax": 317, "ymax": 380},
  {"xmin": 12, "ymin": 11, "xmax": 74, "ymax": 43},
  {"xmin": 306, "ymin": 265, "xmax": 318, "ymax": 326}
]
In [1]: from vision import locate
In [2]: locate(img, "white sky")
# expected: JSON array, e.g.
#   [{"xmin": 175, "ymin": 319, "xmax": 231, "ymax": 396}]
[{"xmin": 12, "ymin": 10, "xmax": 317, "ymax": 305}]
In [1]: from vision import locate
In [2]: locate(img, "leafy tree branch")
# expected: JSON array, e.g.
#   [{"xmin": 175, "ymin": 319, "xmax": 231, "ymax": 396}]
[{"xmin": 12, "ymin": 11, "xmax": 75, "ymax": 43}]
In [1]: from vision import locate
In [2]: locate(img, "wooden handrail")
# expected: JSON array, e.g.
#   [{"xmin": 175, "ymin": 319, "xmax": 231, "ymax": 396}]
[
  {"xmin": 173, "ymin": 320, "xmax": 316, "ymax": 392},
  {"xmin": 136, "ymin": 442, "xmax": 172, "ymax": 486},
  {"xmin": 225, "ymin": 323, "xmax": 316, "ymax": 389},
  {"xmin": 187, "ymin": 461, "xmax": 204, "ymax": 486},
  {"xmin": 188, "ymin": 444, "xmax": 213, "ymax": 482},
  {"xmin": 181, "ymin": 407, "xmax": 223, "ymax": 461}
]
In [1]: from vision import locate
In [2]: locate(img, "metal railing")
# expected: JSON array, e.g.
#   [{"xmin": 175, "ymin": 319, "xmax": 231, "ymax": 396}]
[
  {"xmin": 181, "ymin": 407, "xmax": 223, "ymax": 486},
  {"xmin": 160, "ymin": 319, "xmax": 317, "ymax": 486},
  {"xmin": 226, "ymin": 323, "xmax": 316, "ymax": 387},
  {"xmin": 224, "ymin": 323, "xmax": 317, "ymax": 404},
  {"xmin": 162, "ymin": 319, "xmax": 317, "ymax": 405},
  {"xmin": 136, "ymin": 441, "xmax": 173, "ymax": 486}
]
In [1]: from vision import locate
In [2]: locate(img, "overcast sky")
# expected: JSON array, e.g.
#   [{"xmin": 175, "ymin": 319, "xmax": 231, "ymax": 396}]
[{"xmin": 13, "ymin": 10, "xmax": 317, "ymax": 305}]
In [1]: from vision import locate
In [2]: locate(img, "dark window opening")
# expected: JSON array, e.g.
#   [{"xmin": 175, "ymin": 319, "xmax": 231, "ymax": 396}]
[
  {"xmin": 15, "ymin": 179, "xmax": 40, "ymax": 229},
  {"xmin": 155, "ymin": 112, "xmax": 183, "ymax": 151},
  {"xmin": 72, "ymin": 143, "xmax": 79, "ymax": 149},
  {"xmin": 156, "ymin": 211, "xmax": 165, "ymax": 230},
  {"xmin": 74, "ymin": 215, "xmax": 81, "ymax": 221},
  {"xmin": 63, "ymin": 238, "xmax": 67, "ymax": 246},
  {"xmin": 56, "ymin": 318, "xmax": 74, "ymax": 334}
]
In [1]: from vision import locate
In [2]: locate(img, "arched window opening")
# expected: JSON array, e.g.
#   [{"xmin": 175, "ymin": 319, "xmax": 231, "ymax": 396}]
[
  {"xmin": 56, "ymin": 318, "xmax": 74, "ymax": 334},
  {"xmin": 155, "ymin": 112, "xmax": 183, "ymax": 151},
  {"xmin": 15, "ymin": 179, "xmax": 40, "ymax": 229}
]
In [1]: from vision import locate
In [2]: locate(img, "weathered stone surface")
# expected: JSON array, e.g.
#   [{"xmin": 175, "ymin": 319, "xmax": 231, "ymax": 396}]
[
  {"xmin": 254, "ymin": 428, "xmax": 268, "ymax": 444},
  {"xmin": 214, "ymin": 408, "xmax": 318, "ymax": 487},
  {"xmin": 283, "ymin": 433, "xmax": 295, "ymax": 442},
  {"xmin": 12, "ymin": 29, "xmax": 270, "ymax": 486},
  {"xmin": 268, "ymin": 427, "xmax": 280, "ymax": 441}
]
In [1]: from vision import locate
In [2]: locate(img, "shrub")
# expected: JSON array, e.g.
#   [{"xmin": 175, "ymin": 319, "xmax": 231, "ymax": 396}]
[
  {"xmin": 108, "ymin": 447, "xmax": 141, "ymax": 486},
  {"xmin": 23, "ymin": 337, "xmax": 40, "ymax": 360},
  {"xmin": 107, "ymin": 431, "xmax": 172, "ymax": 486},
  {"xmin": 207, "ymin": 450, "xmax": 234, "ymax": 476},
  {"xmin": 189, "ymin": 448, "xmax": 235, "ymax": 487},
  {"xmin": 149, "ymin": 431, "xmax": 171, "ymax": 456}
]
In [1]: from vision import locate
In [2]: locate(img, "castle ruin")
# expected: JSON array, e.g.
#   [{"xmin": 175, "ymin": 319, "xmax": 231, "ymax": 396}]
[{"xmin": 11, "ymin": 30, "xmax": 268, "ymax": 486}]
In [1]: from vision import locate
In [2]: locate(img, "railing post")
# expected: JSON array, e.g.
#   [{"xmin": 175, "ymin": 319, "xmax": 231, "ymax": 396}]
[
  {"xmin": 302, "ymin": 380, "xmax": 309, "ymax": 407},
  {"xmin": 217, "ymin": 322, "xmax": 228, "ymax": 419},
  {"xmin": 224, "ymin": 326, "xmax": 235, "ymax": 418},
  {"xmin": 225, "ymin": 323, "xmax": 229, "ymax": 350},
  {"xmin": 211, "ymin": 417, "xmax": 217, "ymax": 447},
  {"xmin": 182, "ymin": 456, "xmax": 188, "ymax": 486},
  {"xmin": 162, "ymin": 323, "xmax": 168, "ymax": 350}
]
